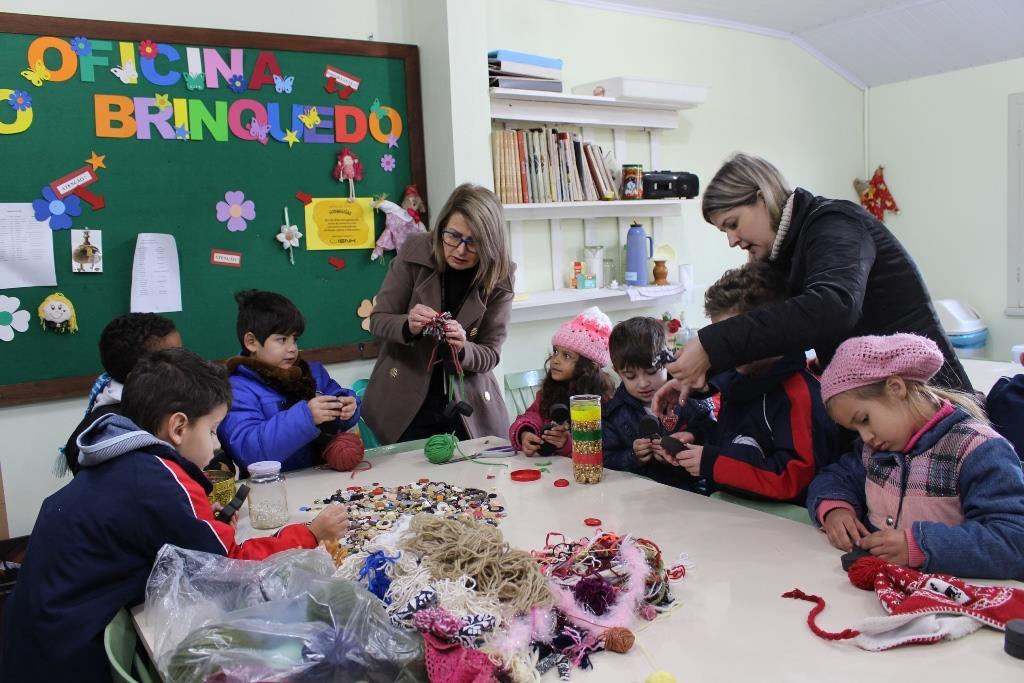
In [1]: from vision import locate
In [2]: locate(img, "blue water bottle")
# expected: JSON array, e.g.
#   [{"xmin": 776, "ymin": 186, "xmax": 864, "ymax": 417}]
[{"xmin": 624, "ymin": 222, "xmax": 653, "ymax": 286}]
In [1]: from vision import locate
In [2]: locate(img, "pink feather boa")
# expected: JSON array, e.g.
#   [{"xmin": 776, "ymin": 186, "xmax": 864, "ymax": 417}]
[{"xmin": 550, "ymin": 537, "xmax": 650, "ymax": 630}]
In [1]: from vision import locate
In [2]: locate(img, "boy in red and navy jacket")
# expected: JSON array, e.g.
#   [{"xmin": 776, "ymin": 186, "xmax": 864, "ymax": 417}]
[
  {"xmin": 669, "ymin": 263, "xmax": 839, "ymax": 503},
  {"xmin": 1, "ymin": 348, "xmax": 348, "ymax": 683}
]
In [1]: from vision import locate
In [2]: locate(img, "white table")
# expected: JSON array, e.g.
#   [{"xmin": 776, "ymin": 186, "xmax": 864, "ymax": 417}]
[
  {"xmin": 136, "ymin": 437, "xmax": 1024, "ymax": 681},
  {"xmin": 962, "ymin": 358, "xmax": 1021, "ymax": 395}
]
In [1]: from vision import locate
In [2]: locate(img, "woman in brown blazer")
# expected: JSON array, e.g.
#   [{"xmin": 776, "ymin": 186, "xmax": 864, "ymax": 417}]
[{"xmin": 363, "ymin": 184, "xmax": 515, "ymax": 444}]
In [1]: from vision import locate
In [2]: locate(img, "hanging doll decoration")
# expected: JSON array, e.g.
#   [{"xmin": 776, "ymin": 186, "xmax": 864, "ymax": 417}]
[
  {"xmin": 401, "ymin": 184, "xmax": 428, "ymax": 229},
  {"xmin": 37, "ymin": 292, "xmax": 78, "ymax": 334},
  {"xmin": 854, "ymin": 166, "xmax": 899, "ymax": 221},
  {"xmin": 332, "ymin": 147, "xmax": 363, "ymax": 200},
  {"xmin": 369, "ymin": 196, "xmax": 426, "ymax": 261}
]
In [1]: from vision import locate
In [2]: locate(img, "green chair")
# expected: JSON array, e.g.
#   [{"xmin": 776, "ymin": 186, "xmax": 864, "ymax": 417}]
[
  {"xmin": 710, "ymin": 490, "xmax": 813, "ymax": 525},
  {"xmin": 504, "ymin": 369, "xmax": 545, "ymax": 419},
  {"xmin": 350, "ymin": 378, "xmax": 381, "ymax": 449},
  {"xmin": 104, "ymin": 608, "xmax": 158, "ymax": 683}
]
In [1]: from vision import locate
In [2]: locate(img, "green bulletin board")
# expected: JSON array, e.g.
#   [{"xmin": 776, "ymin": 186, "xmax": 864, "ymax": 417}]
[{"xmin": 0, "ymin": 14, "xmax": 426, "ymax": 406}]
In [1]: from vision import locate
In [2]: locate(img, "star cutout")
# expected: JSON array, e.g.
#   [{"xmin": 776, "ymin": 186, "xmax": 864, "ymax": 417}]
[
  {"xmin": 283, "ymin": 129, "xmax": 300, "ymax": 148},
  {"xmin": 85, "ymin": 151, "xmax": 106, "ymax": 171},
  {"xmin": 154, "ymin": 93, "xmax": 170, "ymax": 110},
  {"xmin": 174, "ymin": 125, "xmax": 189, "ymax": 140},
  {"xmin": 387, "ymin": 134, "xmax": 399, "ymax": 149}
]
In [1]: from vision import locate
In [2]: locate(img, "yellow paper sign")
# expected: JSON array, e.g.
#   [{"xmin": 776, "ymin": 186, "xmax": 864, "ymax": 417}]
[{"xmin": 304, "ymin": 197, "xmax": 375, "ymax": 250}]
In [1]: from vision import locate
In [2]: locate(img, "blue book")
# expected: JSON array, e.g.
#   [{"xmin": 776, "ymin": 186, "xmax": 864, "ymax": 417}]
[{"xmin": 487, "ymin": 50, "xmax": 563, "ymax": 70}]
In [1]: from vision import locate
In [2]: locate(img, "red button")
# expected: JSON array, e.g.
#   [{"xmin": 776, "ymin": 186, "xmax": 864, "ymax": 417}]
[
  {"xmin": 584, "ymin": 517, "xmax": 602, "ymax": 527},
  {"xmin": 510, "ymin": 469, "xmax": 542, "ymax": 482},
  {"xmin": 554, "ymin": 479, "xmax": 570, "ymax": 487}
]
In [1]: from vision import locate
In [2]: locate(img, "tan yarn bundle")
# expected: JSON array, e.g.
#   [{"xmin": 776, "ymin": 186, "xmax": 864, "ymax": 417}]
[{"xmin": 401, "ymin": 514, "xmax": 553, "ymax": 615}]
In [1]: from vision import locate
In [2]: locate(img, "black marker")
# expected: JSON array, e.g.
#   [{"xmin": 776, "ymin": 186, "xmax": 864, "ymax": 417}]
[{"xmin": 215, "ymin": 484, "xmax": 250, "ymax": 524}]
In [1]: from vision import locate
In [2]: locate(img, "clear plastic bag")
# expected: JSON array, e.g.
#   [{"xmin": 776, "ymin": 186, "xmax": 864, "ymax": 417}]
[{"xmin": 145, "ymin": 544, "xmax": 426, "ymax": 682}]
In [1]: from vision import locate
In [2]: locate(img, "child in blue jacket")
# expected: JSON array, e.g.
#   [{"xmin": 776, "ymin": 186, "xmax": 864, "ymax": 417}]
[
  {"xmin": 1, "ymin": 349, "xmax": 349, "ymax": 683},
  {"xmin": 666, "ymin": 263, "xmax": 838, "ymax": 503},
  {"xmin": 219, "ymin": 290, "xmax": 360, "ymax": 473},
  {"xmin": 603, "ymin": 316, "xmax": 715, "ymax": 493}
]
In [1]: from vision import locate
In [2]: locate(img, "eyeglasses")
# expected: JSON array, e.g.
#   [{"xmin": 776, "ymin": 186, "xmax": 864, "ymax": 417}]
[{"xmin": 441, "ymin": 229, "xmax": 478, "ymax": 254}]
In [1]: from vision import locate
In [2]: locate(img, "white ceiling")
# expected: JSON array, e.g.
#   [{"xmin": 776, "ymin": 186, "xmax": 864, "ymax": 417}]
[{"xmin": 556, "ymin": 0, "xmax": 1024, "ymax": 88}]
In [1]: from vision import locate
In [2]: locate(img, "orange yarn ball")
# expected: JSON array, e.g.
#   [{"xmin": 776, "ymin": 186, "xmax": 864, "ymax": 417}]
[
  {"xmin": 603, "ymin": 626, "xmax": 635, "ymax": 653},
  {"xmin": 324, "ymin": 432, "xmax": 365, "ymax": 471}
]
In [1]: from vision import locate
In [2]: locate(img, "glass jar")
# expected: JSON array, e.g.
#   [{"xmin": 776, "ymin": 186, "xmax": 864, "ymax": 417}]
[
  {"xmin": 603, "ymin": 258, "xmax": 615, "ymax": 287},
  {"xmin": 247, "ymin": 461, "xmax": 290, "ymax": 529},
  {"xmin": 570, "ymin": 394, "xmax": 603, "ymax": 484}
]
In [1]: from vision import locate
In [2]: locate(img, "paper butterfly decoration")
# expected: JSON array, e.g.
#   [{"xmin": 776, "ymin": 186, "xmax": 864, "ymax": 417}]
[
  {"xmin": 298, "ymin": 106, "xmax": 320, "ymax": 129},
  {"xmin": 273, "ymin": 74, "xmax": 294, "ymax": 94},
  {"xmin": 21, "ymin": 60, "xmax": 51, "ymax": 87},
  {"xmin": 110, "ymin": 60, "xmax": 138, "ymax": 84},
  {"xmin": 184, "ymin": 72, "xmax": 205, "ymax": 91},
  {"xmin": 247, "ymin": 117, "xmax": 270, "ymax": 144}
]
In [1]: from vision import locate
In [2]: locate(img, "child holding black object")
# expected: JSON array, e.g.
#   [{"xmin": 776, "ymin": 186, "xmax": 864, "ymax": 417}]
[
  {"xmin": 809, "ymin": 333, "xmax": 1024, "ymax": 578},
  {"xmin": 603, "ymin": 316, "xmax": 715, "ymax": 492},
  {"xmin": 509, "ymin": 307, "xmax": 615, "ymax": 456},
  {"xmin": 2, "ymin": 348, "xmax": 349, "ymax": 683},
  {"xmin": 219, "ymin": 290, "xmax": 360, "ymax": 473},
  {"xmin": 663, "ymin": 263, "xmax": 838, "ymax": 503},
  {"xmin": 62, "ymin": 312, "xmax": 181, "ymax": 475}
]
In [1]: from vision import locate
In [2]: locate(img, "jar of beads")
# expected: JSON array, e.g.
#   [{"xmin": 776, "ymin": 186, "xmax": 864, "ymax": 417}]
[
  {"xmin": 570, "ymin": 394, "xmax": 603, "ymax": 483},
  {"xmin": 247, "ymin": 460, "xmax": 290, "ymax": 529}
]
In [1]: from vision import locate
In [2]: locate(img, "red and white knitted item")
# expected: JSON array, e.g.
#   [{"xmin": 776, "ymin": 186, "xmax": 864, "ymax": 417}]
[
  {"xmin": 423, "ymin": 633, "xmax": 499, "ymax": 683},
  {"xmin": 783, "ymin": 556, "xmax": 1024, "ymax": 651},
  {"xmin": 551, "ymin": 306, "xmax": 612, "ymax": 367},
  {"xmin": 820, "ymin": 333, "xmax": 944, "ymax": 403}
]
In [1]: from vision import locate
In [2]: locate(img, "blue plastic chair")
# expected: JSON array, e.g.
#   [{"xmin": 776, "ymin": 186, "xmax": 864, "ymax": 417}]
[{"xmin": 504, "ymin": 369, "xmax": 545, "ymax": 420}]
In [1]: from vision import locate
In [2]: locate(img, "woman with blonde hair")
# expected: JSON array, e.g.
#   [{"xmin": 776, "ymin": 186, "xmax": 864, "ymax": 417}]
[
  {"xmin": 363, "ymin": 183, "xmax": 515, "ymax": 443},
  {"xmin": 653, "ymin": 152, "xmax": 971, "ymax": 416}
]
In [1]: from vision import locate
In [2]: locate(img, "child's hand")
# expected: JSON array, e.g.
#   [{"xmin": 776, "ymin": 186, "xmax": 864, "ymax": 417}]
[
  {"xmin": 408, "ymin": 304, "xmax": 438, "ymax": 335},
  {"xmin": 337, "ymin": 396, "xmax": 358, "ymax": 421},
  {"xmin": 308, "ymin": 395, "xmax": 344, "ymax": 425},
  {"xmin": 633, "ymin": 437, "xmax": 654, "ymax": 465},
  {"xmin": 520, "ymin": 431, "xmax": 543, "ymax": 456},
  {"xmin": 309, "ymin": 503, "xmax": 349, "ymax": 542},
  {"xmin": 675, "ymin": 445, "xmax": 703, "ymax": 476},
  {"xmin": 860, "ymin": 529, "xmax": 910, "ymax": 566},
  {"xmin": 674, "ymin": 431, "xmax": 696, "ymax": 445},
  {"xmin": 211, "ymin": 503, "xmax": 239, "ymax": 529},
  {"xmin": 542, "ymin": 424, "xmax": 568, "ymax": 450},
  {"xmin": 822, "ymin": 508, "xmax": 870, "ymax": 552}
]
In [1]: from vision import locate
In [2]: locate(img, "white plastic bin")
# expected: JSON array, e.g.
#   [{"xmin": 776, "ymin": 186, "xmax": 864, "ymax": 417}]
[{"xmin": 935, "ymin": 299, "xmax": 988, "ymax": 358}]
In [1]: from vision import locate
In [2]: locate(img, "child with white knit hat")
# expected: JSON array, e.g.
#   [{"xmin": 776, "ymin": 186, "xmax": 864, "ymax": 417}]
[
  {"xmin": 808, "ymin": 332, "xmax": 1024, "ymax": 579},
  {"xmin": 509, "ymin": 306, "xmax": 615, "ymax": 456}
]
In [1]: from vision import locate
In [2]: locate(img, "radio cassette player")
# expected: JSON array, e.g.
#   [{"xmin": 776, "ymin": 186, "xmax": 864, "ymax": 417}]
[{"xmin": 642, "ymin": 171, "xmax": 699, "ymax": 199}]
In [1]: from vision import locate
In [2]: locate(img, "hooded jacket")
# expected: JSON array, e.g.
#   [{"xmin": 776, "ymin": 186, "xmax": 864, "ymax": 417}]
[
  {"xmin": 698, "ymin": 187, "xmax": 971, "ymax": 392},
  {"xmin": 1, "ymin": 414, "xmax": 316, "ymax": 683}
]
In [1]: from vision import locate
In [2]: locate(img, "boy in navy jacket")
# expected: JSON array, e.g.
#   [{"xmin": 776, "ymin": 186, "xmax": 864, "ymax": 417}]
[
  {"xmin": 1, "ymin": 348, "xmax": 349, "ymax": 683},
  {"xmin": 603, "ymin": 317, "xmax": 716, "ymax": 493},
  {"xmin": 669, "ymin": 263, "xmax": 838, "ymax": 503},
  {"xmin": 218, "ymin": 290, "xmax": 360, "ymax": 473}
]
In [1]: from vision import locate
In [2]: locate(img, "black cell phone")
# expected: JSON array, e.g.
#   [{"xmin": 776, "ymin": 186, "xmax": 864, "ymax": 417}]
[
  {"xmin": 215, "ymin": 484, "xmax": 250, "ymax": 524},
  {"xmin": 538, "ymin": 403, "xmax": 570, "ymax": 457},
  {"xmin": 639, "ymin": 415, "xmax": 660, "ymax": 439},
  {"xmin": 840, "ymin": 547, "xmax": 872, "ymax": 571}
]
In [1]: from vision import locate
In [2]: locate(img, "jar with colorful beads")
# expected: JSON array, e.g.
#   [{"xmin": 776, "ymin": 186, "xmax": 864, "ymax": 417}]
[{"xmin": 570, "ymin": 394, "xmax": 603, "ymax": 483}]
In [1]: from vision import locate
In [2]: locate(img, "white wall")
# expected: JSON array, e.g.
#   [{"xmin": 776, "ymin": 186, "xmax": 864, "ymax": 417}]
[
  {"xmin": 867, "ymin": 58, "xmax": 1024, "ymax": 363},
  {"xmin": 486, "ymin": 0, "xmax": 866, "ymax": 376}
]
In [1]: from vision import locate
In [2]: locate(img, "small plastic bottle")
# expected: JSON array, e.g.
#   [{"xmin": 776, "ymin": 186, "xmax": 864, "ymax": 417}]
[{"xmin": 247, "ymin": 461, "xmax": 289, "ymax": 529}]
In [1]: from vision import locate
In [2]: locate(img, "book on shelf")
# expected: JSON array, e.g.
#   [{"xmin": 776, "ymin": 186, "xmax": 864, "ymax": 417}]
[
  {"xmin": 489, "ymin": 76, "xmax": 562, "ymax": 92},
  {"xmin": 486, "ymin": 50, "xmax": 563, "ymax": 69},
  {"xmin": 488, "ymin": 61, "xmax": 562, "ymax": 80}
]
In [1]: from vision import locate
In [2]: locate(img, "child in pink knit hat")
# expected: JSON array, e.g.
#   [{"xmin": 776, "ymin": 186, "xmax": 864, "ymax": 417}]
[
  {"xmin": 808, "ymin": 333, "xmax": 1024, "ymax": 579},
  {"xmin": 509, "ymin": 306, "xmax": 615, "ymax": 456}
]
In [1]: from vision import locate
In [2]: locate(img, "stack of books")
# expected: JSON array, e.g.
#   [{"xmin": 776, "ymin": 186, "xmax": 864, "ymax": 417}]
[
  {"xmin": 492, "ymin": 128, "xmax": 619, "ymax": 204},
  {"xmin": 488, "ymin": 50, "xmax": 563, "ymax": 93}
]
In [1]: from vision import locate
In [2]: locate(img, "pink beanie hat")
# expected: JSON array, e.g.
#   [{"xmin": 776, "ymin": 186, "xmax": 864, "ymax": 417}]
[
  {"xmin": 820, "ymin": 333, "xmax": 944, "ymax": 403},
  {"xmin": 551, "ymin": 306, "xmax": 612, "ymax": 367}
]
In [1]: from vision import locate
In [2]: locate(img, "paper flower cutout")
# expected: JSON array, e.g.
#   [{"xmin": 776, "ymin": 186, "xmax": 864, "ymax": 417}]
[
  {"xmin": 7, "ymin": 90, "xmax": 31, "ymax": 111},
  {"xmin": 380, "ymin": 154, "xmax": 396, "ymax": 172},
  {"xmin": 216, "ymin": 191, "xmax": 255, "ymax": 232},
  {"xmin": 278, "ymin": 223, "xmax": 302, "ymax": 248},
  {"xmin": 154, "ymin": 93, "xmax": 170, "ymax": 110},
  {"xmin": 0, "ymin": 295, "xmax": 30, "ymax": 342},
  {"xmin": 228, "ymin": 74, "xmax": 247, "ymax": 93},
  {"xmin": 357, "ymin": 297, "xmax": 377, "ymax": 332},
  {"xmin": 70, "ymin": 36, "xmax": 92, "ymax": 56},
  {"xmin": 32, "ymin": 186, "xmax": 82, "ymax": 231},
  {"xmin": 139, "ymin": 40, "xmax": 157, "ymax": 60}
]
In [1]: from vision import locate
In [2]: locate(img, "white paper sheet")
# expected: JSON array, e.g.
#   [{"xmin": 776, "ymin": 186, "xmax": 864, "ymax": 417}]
[
  {"xmin": 130, "ymin": 233, "xmax": 182, "ymax": 313},
  {"xmin": 0, "ymin": 203, "xmax": 57, "ymax": 289}
]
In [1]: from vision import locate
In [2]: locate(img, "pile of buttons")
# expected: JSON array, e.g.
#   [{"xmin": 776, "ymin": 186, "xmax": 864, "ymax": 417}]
[{"xmin": 312, "ymin": 479, "xmax": 506, "ymax": 554}]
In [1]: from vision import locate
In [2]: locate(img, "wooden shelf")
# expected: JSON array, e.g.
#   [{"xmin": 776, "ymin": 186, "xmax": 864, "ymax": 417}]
[
  {"xmin": 510, "ymin": 285, "xmax": 686, "ymax": 323},
  {"xmin": 503, "ymin": 199, "xmax": 692, "ymax": 221},
  {"xmin": 490, "ymin": 87, "xmax": 695, "ymax": 129}
]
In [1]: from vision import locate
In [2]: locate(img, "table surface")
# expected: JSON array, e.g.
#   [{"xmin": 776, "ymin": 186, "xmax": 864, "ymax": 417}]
[
  {"xmin": 961, "ymin": 357, "xmax": 1020, "ymax": 394},
  {"xmin": 135, "ymin": 436, "xmax": 1024, "ymax": 682}
]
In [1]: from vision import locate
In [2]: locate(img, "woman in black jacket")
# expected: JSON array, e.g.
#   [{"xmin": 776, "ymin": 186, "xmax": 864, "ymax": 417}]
[{"xmin": 654, "ymin": 153, "xmax": 971, "ymax": 414}]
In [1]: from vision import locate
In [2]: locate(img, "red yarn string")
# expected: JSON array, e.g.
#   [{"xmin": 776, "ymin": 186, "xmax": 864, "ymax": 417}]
[
  {"xmin": 667, "ymin": 565, "xmax": 686, "ymax": 581},
  {"xmin": 781, "ymin": 589, "xmax": 860, "ymax": 641},
  {"xmin": 349, "ymin": 460, "xmax": 372, "ymax": 478}
]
